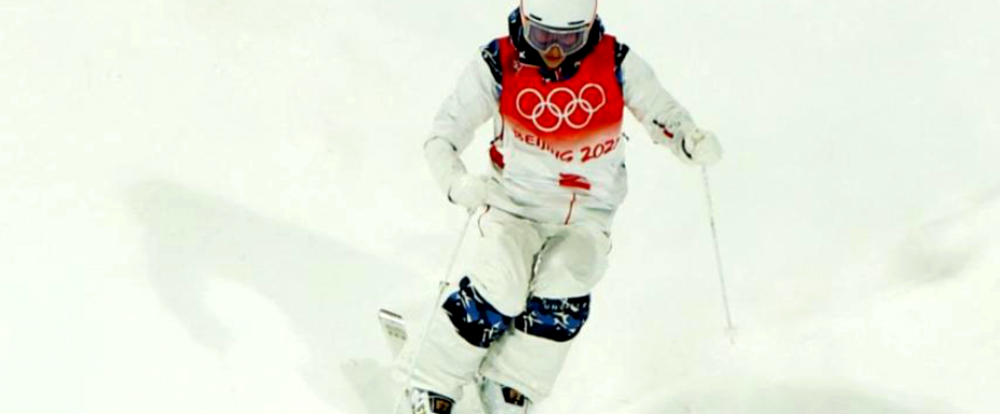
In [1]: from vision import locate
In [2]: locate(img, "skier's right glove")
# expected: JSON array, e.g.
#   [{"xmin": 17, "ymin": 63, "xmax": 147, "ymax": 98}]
[
  {"xmin": 680, "ymin": 128, "xmax": 723, "ymax": 166},
  {"xmin": 447, "ymin": 174, "xmax": 489, "ymax": 210}
]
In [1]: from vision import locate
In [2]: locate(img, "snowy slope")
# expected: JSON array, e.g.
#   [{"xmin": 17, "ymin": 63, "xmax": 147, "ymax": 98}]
[
  {"xmin": 1, "ymin": 1, "xmax": 998, "ymax": 414},
  {"xmin": 610, "ymin": 196, "xmax": 1000, "ymax": 414}
]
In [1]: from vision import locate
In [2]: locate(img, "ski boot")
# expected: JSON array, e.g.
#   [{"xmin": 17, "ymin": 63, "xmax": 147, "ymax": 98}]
[
  {"xmin": 409, "ymin": 388, "xmax": 455, "ymax": 414},
  {"xmin": 479, "ymin": 378, "xmax": 531, "ymax": 414}
]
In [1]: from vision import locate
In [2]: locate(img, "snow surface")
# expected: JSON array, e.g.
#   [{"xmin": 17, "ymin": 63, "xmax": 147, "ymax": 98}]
[{"xmin": 1, "ymin": 0, "xmax": 998, "ymax": 413}]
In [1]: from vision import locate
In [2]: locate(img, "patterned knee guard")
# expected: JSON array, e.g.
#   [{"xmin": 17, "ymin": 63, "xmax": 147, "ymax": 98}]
[
  {"xmin": 514, "ymin": 295, "xmax": 591, "ymax": 342},
  {"xmin": 442, "ymin": 276, "xmax": 514, "ymax": 348}
]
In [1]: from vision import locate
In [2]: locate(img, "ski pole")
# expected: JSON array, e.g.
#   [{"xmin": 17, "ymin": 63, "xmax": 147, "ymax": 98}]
[
  {"xmin": 392, "ymin": 211, "xmax": 475, "ymax": 414},
  {"xmin": 700, "ymin": 166, "xmax": 736, "ymax": 345}
]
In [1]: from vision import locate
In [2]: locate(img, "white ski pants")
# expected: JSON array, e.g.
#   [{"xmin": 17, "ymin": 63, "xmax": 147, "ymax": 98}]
[{"xmin": 409, "ymin": 205, "xmax": 611, "ymax": 402}]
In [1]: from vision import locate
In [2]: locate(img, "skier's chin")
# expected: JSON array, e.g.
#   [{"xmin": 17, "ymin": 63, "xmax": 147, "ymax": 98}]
[
  {"xmin": 542, "ymin": 56, "xmax": 565, "ymax": 69},
  {"xmin": 539, "ymin": 46, "xmax": 567, "ymax": 69}
]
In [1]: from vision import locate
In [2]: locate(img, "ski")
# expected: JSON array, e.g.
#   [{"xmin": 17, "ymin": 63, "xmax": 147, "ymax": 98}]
[{"xmin": 378, "ymin": 308, "xmax": 408, "ymax": 357}]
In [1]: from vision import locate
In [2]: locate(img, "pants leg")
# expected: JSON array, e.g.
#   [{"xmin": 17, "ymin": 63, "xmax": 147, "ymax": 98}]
[
  {"xmin": 407, "ymin": 207, "xmax": 544, "ymax": 400},
  {"xmin": 480, "ymin": 223, "xmax": 611, "ymax": 401}
]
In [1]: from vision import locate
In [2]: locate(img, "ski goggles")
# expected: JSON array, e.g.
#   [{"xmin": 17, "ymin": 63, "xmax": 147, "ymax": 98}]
[{"xmin": 523, "ymin": 20, "xmax": 591, "ymax": 56}]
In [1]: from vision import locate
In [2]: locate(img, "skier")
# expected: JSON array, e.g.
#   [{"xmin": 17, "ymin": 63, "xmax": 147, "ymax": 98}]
[{"xmin": 410, "ymin": 0, "xmax": 722, "ymax": 412}]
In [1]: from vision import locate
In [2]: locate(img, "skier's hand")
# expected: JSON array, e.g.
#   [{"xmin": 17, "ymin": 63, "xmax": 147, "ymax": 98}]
[
  {"xmin": 681, "ymin": 128, "xmax": 722, "ymax": 166},
  {"xmin": 448, "ymin": 174, "xmax": 489, "ymax": 210}
]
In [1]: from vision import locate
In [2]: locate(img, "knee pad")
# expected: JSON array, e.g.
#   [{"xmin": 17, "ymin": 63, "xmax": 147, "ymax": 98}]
[
  {"xmin": 442, "ymin": 277, "xmax": 513, "ymax": 348},
  {"xmin": 513, "ymin": 295, "xmax": 591, "ymax": 342}
]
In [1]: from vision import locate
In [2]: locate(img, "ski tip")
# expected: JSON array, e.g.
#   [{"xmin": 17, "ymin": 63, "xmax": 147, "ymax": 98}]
[
  {"xmin": 378, "ymin": 308, "xmax": 408, "ymax": 357},
  {"xmin": 379, "ymin": 308, "xmax": 404, "ymax": 320}
]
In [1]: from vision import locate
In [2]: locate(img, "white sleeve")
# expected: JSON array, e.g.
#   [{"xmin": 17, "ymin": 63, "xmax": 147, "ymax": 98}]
[
  {"xmin": 423, "ymin": 55, "xmax": 500, "ymax": 196},
  {"xmin": 621, "ymin": 50, "xmax": 698, "ymax": 160}
]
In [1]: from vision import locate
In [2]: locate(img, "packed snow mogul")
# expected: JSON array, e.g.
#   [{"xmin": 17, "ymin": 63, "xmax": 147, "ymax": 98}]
[{"xmin": 409, "ymin": 0, "xmax": 722, "ymax": 412}]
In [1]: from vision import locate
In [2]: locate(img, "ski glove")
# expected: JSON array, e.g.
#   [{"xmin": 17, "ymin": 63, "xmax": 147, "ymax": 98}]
[
  {"xmin": 448, "ymin": 174, "xmax": 489, "ymax": 210},
  {"xmin": 680, "ymin": 129, "xmax": 722, "ymax": 166}
]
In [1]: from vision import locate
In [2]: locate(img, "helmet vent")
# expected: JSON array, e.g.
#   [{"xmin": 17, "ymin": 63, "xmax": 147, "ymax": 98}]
[
  {"xmin": 528, "ymin": 13, "xmax": 544, "ymax": 21},
  {"xmin": 567, "ymin": 20, "xmax": 587, "ymax": 26}
]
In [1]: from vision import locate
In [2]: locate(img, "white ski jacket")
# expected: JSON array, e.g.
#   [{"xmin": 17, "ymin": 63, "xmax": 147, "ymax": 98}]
[{"xmin": 425, "ymin": 32, "xmax": 705, "ymax": 231}]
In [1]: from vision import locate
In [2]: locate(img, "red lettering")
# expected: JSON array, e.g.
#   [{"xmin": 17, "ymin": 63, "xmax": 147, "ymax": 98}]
[
  {"xmin": 593, "ymin": 142, "xmax": 606, "ymax": 158},
  {"xmin": 579, "ymin": 135, "xmax": 621, "ymax": 163},
  {"xmin": 558, "ymin": 151, "xmax": 574, "ymax": 163},
  {"xmin": 512, "ymin": 127, "xmax": 576, "ymax": 163}
]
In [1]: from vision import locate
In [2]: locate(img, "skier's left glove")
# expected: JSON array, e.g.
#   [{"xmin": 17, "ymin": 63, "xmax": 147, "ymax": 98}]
[{"xmin": 680, "ymin": 128, "xmax": 722, "ymax": 166}]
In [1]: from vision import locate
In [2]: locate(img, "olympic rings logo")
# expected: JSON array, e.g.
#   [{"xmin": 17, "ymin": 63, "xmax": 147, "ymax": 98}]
[{"xmin": 515, "ymin": 84, "xmax": 606, "ymax": 133}]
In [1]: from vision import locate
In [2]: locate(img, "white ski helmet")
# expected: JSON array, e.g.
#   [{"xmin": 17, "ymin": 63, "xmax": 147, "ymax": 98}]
[{"xmin": 520, "ymin": 0, "xmax": 598, "ymax": 56}]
